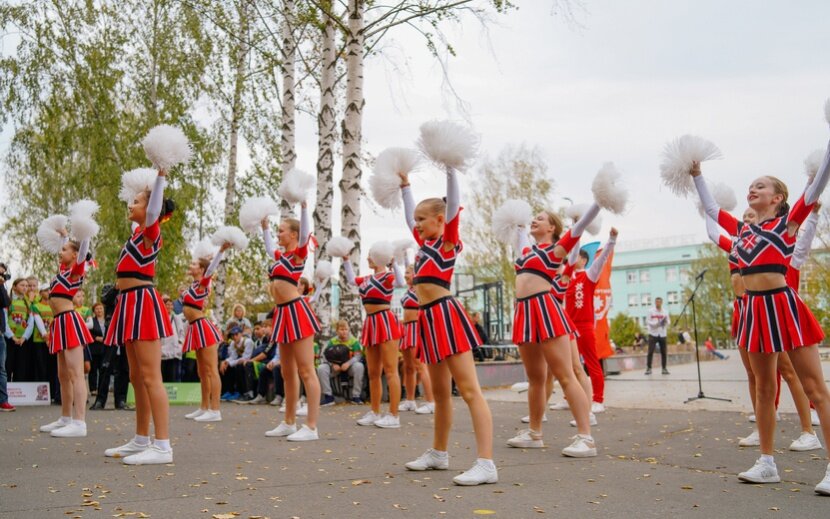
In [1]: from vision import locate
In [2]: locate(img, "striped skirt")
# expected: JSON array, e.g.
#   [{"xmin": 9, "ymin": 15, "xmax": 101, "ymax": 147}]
[
  {"xmin": 361, "ymin": 309, "xmax": 402, "ymax": 347},
  {"xmin": 418, "ymin": 296, "xmax": 482, "ymax": 365},
  {"xmin": 512, "ymin": 291, "xmax": 575, "ymax": 345},
  {"xmin": 731, "ymin": 296, "xmax": 745, "ymax": 341},
  {"xmin": 400, "ymin": 321, "xmax": 419, "ymax": 351},
  {"xmin": 182, "ymin": 317, "xmax": 223, "ymax": 353},
  {"xmin": 105, "ymin": 285, "xmax": 173, "ymax": 347},
  {"xmin": 49, "ymin": 310, "xmax": 94, "ymax": 354},
  {"xmin": 270, "ymin": 297, "xmax": 321, "ymax": 344},
  {"xmin": 738, "ymin": 286, "xmax": 824, "ymax": 353}
]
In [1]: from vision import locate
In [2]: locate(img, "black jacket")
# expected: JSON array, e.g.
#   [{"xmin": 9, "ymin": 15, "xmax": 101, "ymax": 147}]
[{"xmin": 0, "ymin": 282, "xmax": 10, "ymax": 333}]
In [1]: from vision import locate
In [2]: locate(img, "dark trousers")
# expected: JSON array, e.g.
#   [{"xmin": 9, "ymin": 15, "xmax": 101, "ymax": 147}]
[
  {"xmin": 252, "ymin": 363, "xmax": 283, "ymax": 398},
  {"xmin": 181, "ymin": 357, "xmax": 199, "ymax": 382},
  {"xmin": 647, "ymin": 335, "xmax": 667, "ymax": 369},
  {"xmin": 8, "ymin": 340, "xmax": 36, "ymax": 382},
  {"xmin": 161, "ymin": 359, "xmax": 180, "ymax": 383},
  {"xmin": 95, "ymin": 346, "xmax": 129, "ymax": 407},
  {"xmin": 221, "ymin": 364, "xmax": 249, "ymax": 394},
  {"xmin": 88, "ymin": 348, "xmax": 105, "ymax": 392},
  {"xmin": 31, "ymin": 341, "xmax": 50, "ymax": 382}
]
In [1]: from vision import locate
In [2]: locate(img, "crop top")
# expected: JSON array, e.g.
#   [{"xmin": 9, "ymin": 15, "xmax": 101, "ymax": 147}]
[
  {"xmin": 50, "ymin": 261, "xmax": 86, "ymax": 301},
  {"xmin": 116, "ymin": 175, "xmax": 166, "ymax": 281},
  {"xmin": 344, "ymin": 259, "xmax": 404, "ymax": 305},
  {"xmin": 550, "ymin": 275, "xmax": 568, "ymax": 302},
  {"xmin": 180, "ymin": 252, "xmax": 223, "ymax": 311},
  {"xmin": 262, "ymin": 205, "xmax": 311, "ymax": 284},
  {"xmin": 401, "ymin": 288, "xmax": 419, "ymax": 309}
]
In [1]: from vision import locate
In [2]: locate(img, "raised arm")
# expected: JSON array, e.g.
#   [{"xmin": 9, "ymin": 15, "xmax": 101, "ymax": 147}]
[
  {"xmin": 76, "ymin": 238, "xmax": 90, "ymax": 266},
  {"xmin": 805, "ymin": 142, "xmax": 830, "ymax": 205},
  {"xmin": 145, "ymin": 174, "xmax": 166, "ymax": 227},
  {"xmin": 692, "ymin": 169, "xmax": 740, "ymax": 235},
  {"xmin": 204, "ymin": 250, "xmax": 224, "ymax": 279},
  {"xmin": 515, "ymin": 226, "xmax": 531, "ymax": 259},
  {"xmin": 391, "ymin": 259, "xmax": 407, "ymax": 288},
  {"xmin": 261, "ymin": 222, "xmax": 276, "ymax": 258},
  {"xmin": 401, "ymin": 185, "xmax": 416, "ymax": 232},
  {"xmin": 587, "ymin": 229, "xmax": 618, "ymax": 283},
  {"xmin": 791, "ymin": 206, "xmax": 820, "ymax": 269},
  {"xmin": 705, "ymin": 216, "xmax": 732, "ymax": 253},
  {"xmin": 441, "ymin": 168, "xmax": 462, "ymax": 249},
  {"xmin": 299, "ymin": 202, "xmax": 311, "ymax": 249},
  {"xmin": 554, "ymin": 203, "xmax": 600, "ymax": 258},
  {"xmin": 343, "ymin": 259, "xmax": 358, "ymax": 286},
  {"xmin": 309, "ymin": 279, "xmax": 326, "ymax": 304}
]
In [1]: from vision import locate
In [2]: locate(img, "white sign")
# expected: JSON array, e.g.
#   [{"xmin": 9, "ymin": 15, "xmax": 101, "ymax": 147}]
[{"xmin": 7, "ymin": 382, "xmax": 51, "ymax": 406}]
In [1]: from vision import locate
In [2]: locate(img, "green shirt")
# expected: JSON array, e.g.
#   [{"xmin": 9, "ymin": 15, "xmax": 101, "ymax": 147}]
[
  {"xmin": 31, "ymin": 301, "xmax": 54, "ymax": 343},
  {"xmin": 8, "ymin": 296, "xmax": 30, "ymax": 338},
  {"xmin": 76, "ymin": 306, "xmax": 92, "ymax": 320}
]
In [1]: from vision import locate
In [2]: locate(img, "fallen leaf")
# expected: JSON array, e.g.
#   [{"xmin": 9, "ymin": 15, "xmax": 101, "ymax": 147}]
[
  {"xmin": 473, "ymin": 511, "xmax": 496, "ymax": 515},
  {"xmin": 681, "ymin": 486, "xmax": 693, "ymax": 490},
  {"xmin": 351, "ymin": 479, "xmax": 371, "ymax": 486}
]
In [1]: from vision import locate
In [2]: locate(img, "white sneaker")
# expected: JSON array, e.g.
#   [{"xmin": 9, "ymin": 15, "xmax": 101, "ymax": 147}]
[
  {"xmin": 748, "ymin": 412, "xmax": 780, "ymax": 423},
  {"xmin": 40, "ymin": 418, "xmax": 70, "ymax": 433},
  {"xmin": 591, "ymin": 402, "xmax": 606, "ymax": 414},
  {"xmin": 739, "ymin": 430, "xmax": 761, "ymax": 447},
  {"xmin": 375, "ymin": 414, "xmax": 401, "ymax": 429},
  {"xmin": 122, "ymin": 445, "xmax": 173, "ymax": 465},
  {"xmin": 415, "ymin": 402, "xmax": 435, "ymax": 414},
  {"xmin": 270, "ymin": 395, "xmax": 284, "ymax": 407},
  {"xmin": 104, "ymin": 439, "xmax": 150, "ymax": 458},
  {"xmin": 398, "ymin": 400, "xmax": 417, "ymax": 412},
  {"xmin": 815, "ymin": 463, "xmax": 830, "ymax": 496},
  {"xmin": 185, "ymin": 408, "xmax": 206, "ymax": 419},
  {"xmin": 286, "ymin": 424, "xmax": 319, "ymax": 442},
  {"xmin": 405, "ymin": 449, "xmax": 449, "ymax": 471},
  {"xmin": 811, "ymin": 409, "xmax": 820, "ymax": 426},
  {"xmin": 562, "ymin": 435, "xmax": 598, "ymax": 458},
  {"xmin": 521, "ymin": 414, "xmax": 547, "ymax": 424},
  {"xmin": 789, "ymin": 432, "xmax": 822, "ymax": 452},
  {"xmin": 507, "ymin": 429, "xmax": 544, "ymax": 449},
  {"xmin": 50, "ymin": 422, "xmax": 87, "ymax": 438},
  {"xmin": 296, "ymin": 403, "xmax": 308, "ymax": 417},
  {"xmin": 357, "ymin": 410, "xmax": 381, "ymax": 426},
  {"xmin": 511, "ymin": 381, "xmax": 529, "ymax": 393},
  {"xmin": 570, "ymin": 412, "xmax": 598, "ymax": 427},
  {"xmin": 549, "ymin": 401, "xmax": 570, "ymax": 411},
  {"xmin": 246, "ymin": 395, "xmax": 267, "ymax": 405},
  {"xmin": 738, "ymin": 457, "xmax": 780, "ymax": 483},
  {"xmin": 265, "ymin": 421, "xmax": 297, "ymax": 437},
  {"xmin": 452, "ymin": 460, "xmax": 498, "ymax": 486},
  {"xmin": 194, "ymin": 410, "xmax": 222, "ymax": 422}
]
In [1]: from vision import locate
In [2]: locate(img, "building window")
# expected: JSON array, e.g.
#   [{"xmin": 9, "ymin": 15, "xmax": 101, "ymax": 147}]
[
  {"xmin": 667, "ymin": 291, "xmax": 679, "ymax": 304},
  {"xmin": 639, "ymin": 270, "xmax": 650, "ymax": 283},
  {"xmin": 680, "ymin": 267, "xmax": 689, "ymax": 283},
  {"xmin": 665, "ymin": 267, "xmax": 678, "ymax": 282},
  {"xmin": 626, "ymin": 271, "xmax": 637, "ymax": 284},
  {"xmin": 641, "ymin": 293, "xmax": 651, "ymax": 307},
  {"xmin": 628, "ymin": 294, "xmax": 638, "ymax": 307}
]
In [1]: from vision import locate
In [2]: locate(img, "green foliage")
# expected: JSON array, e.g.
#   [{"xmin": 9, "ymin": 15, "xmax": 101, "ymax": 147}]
[
  {"xmin": 609, "ymin": 312, "xmax": 641, "ymax": 348},
  {"xmin": 680, "ymin": 243, "xmax": 733, "ymax": 343}
]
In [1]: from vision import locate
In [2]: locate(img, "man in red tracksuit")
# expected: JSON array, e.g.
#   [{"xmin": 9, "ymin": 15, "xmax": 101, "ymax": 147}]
[{"xmin": 564, "ymin": 229, "xmax": 617, "ymax": 412}]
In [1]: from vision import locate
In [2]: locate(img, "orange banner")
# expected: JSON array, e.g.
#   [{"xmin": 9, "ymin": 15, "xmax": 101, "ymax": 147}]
[{"xmin": 593, "ymin": 249, "xmax": 615, "ymax": 359}]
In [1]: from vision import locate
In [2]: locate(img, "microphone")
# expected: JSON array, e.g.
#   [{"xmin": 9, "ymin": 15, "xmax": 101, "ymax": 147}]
[{"xmin": 696, "ymin": 268, "xmax": 708, "ymax": 280}]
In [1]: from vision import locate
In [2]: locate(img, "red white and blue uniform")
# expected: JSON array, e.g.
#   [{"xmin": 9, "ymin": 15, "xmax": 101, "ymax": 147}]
[
  {"xmin": 706, "ymin": 216, "xmax": 745, "ymax": 340},
  {"xmin": 399, "ymin": 288, "xmax": 420, "ymax": 352},
  {"xmin": 263, "ymin": 206, "xmax": 321, "ymax": 344},
  {"xmin": 48, "ymin": 249, "xmax": 94, "ymax": 354},
  {"xmin": 347, "ymin": 264, "xmax": 402, "ymax": 347},
  {"xmin": 180, "ymin": 254, "xmax": 224, "ymax": 352},
  {"xmin": 402, "ymin": 177, "xmax": 481, "ymax": 365},
  {"xmin": 696, "ymin": 174, "xmax": 825, "ymax": 353}
]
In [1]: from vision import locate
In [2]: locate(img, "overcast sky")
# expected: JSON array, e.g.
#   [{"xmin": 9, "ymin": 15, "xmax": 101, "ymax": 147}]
[{"xmin": 2, "ymin": 0, "xmax": 830, "ymax": 271}]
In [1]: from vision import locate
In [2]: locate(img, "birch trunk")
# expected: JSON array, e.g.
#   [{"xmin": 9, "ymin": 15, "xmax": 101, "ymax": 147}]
[
  {"xmin": 214, "ymin": 0, "xmax": 251, "ymax": 324},
  {"xmin": 338, "ymin": 0, "xmax": 365, "ymax": 335},
  {"xmin": 279, "ymin": 0, "xmax": 297, "ymax": 219},
  {"xmin": 314, "ymin": 4, "xmax": 337, "ymax": 334}
]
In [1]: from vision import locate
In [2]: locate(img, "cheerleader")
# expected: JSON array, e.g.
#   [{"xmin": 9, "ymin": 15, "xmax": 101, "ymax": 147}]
[
  {"xmin": 343, "ymin": 241, "xmax": 405, "ymax": 428},
  {"xmin": 260, "ymin": 200, "xmax": 321, "ymax": 441},
  {"xmin": 706, "ymin": 210, "xmax": 820, "ymax": 452},
  {"xmin": 398, "ymin": 264, "xmax": 435, "ymax": 415},
  {"xmin": 397, "ymin": 155, "xmax": 496, "ymax": 486},
  {"xmin": 182, "ymin": 241, "xmax": 231, "ymax": 423},
  {"xmin": 37, "ymin": 213, "xmax": 96, "ymax": 438},
  {"xmin": 691, "ymin": 153, "xmax": 830, "ymax": 493}
]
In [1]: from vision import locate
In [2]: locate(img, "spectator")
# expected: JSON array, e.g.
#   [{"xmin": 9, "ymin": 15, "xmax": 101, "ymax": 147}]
[
  {"xmin": 160, "ymin": 295, "xmax": 185, "ymax": 382},
  {"xmin": 632, "ymin": 333, "xmax": 647, "ymax": 351},
  {"xmin": 73, "ymin": 291, "xmax": 92, "ymax": 321},
  {"xmin": 86, "ymin": 303, "xmax": 106, "ymax": 396},
  {"xmin": 219, "ymin": 327, "xmax": 253, "ymax": 400},
  {"xmin": 705, "ymin": 336, "xmax": 729, "ymax": 360},
  {"xmin": 317, "ymin": 320, "xmax": 365, "ymax": 405},
  {"xmin": 30, "ymin": 285, "xmax": 54, "ymax": 388},
  {"xmin": 242, "ymin": 322, "xmax": 279, "ymax": 404},
  {"xmin": 471, "ymin": 312, "xmax": 489, "ymax": 362},
  {"xmin": 0, "ymin": 262, "xmax": 13, "ymax": 411},
  {"xmin": 645, "ymin": 297, "xmax": 670, "ymax": 375},
  {"xmin": 224, "ymin": 304, "xmax": 252, "ymax": 336},
  {"xmin": 91, "ymin": 284, "xmax": 129, "ymax": 410},
  {"xmin": 7, "ymin": 278, "xmax": 34, "ymax": 383}
]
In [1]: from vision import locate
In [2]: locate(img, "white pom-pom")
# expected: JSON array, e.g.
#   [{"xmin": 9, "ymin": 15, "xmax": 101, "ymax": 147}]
[
  {"xmin": 370, "ymin": 148, "xmax": 421, "ymax": 210},
  {"xmin": 37, "ymin": 215, "xmax": 68, "ymax": 254},
  {"xmin": 492, "ymin": 199, "xmax": 533, "ymax": 245},
  {"xmin": 119, "ymin": 168, "xmax": 158, "ymax": 203},
  {"xmin": 71, "ymin": 216, "xmax": 100, "ymax": 241},
  {"xmin": 592, "ymin": 162, "xmax": 629, "ymax": 215},
  {"xmin": 192, "ymin": 238, "xmax": 217, "ymax": 261},
  {"xmin": 564, "ymin": 203, "xmax": 602, "ymax": 235},
  {"xmin": 368, "ymin": 241, "xmax": 395, "ymax": 267},
  {"xmin": 659, "ymin": 135, "xmax": 723, "ymax": 197},
  {"xmin": 142, "ymin": 124, "xmax": 192, "ymax": 171},
  {"xmin": 804, "ymin": 149, "xmax": 825, "ymax": 179},
  {"xmin": 696, "ymin": 181, "xmax": 737, "ymax": 217},
  {"xmin": 325, "ymin": 236, "xmax": 354, "ymax": 258},
  {"xmin": 315, "ymin": 260, "xmax": 334, "ymax": 283},
  {"xmin": 211, "ymin": 226, "xmax": 249, "ymax": 250},
  {"xmin": 69, "ymin": 200, "xmax": 100, "ymax": 219},
  {"xmin": 239, "ymin": 196, "xmax": 280, "ymax": 234},
  {"xmin": 417, "ymin": 120, "xmax": 479, "ymax": 171},
  {"xmin": 392, "ymin": 238, "xmax": 417, "ymax": 264},
  {"xmin": 277, "ymin": 168, "xmax": 316, "ymax": 205}
]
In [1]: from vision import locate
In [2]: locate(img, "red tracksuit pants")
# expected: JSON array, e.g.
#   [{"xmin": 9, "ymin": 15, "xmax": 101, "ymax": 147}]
[{"xmin": 574, "ymin": 322, "xmax": 604, "ymax": 404}]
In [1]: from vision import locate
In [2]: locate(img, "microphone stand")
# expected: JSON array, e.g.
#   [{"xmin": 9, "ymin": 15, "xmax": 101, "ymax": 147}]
[{"xmin": 682, "ymin": 269, "xmax": 731, "ymax": 404}]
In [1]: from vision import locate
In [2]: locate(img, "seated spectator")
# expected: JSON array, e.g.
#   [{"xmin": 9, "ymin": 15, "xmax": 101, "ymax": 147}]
[
  {"xmin": 317, "ymin": 320, "xmax": 365, "ymax": 405},
  {"xmin": 224, "ymin": 304, "xmax": 252, "ymax": 336},
  {"xmin": 705, "ymin": 336, "xmax": 729, "ymax": 360},
  {"xmin": 243, "ymin": 321, "xmax": 284, "ymax": 405},
  {"xmin": 219, "ymin": 327, "xmax": 253, "ymax": 400}
]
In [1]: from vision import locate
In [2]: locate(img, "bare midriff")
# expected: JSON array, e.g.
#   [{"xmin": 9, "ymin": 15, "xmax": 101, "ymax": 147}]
[
  {"xmin": 403, "ymin": 308, "xmax": 419, "ymax": 323},
  {"xmin": 515, "ymin": 272, "xmax": 553, "ymax": 299},
  {"xmin": 269, "ymin": 279, "xmax": 302, "ymax": 305},
  {"xmin": 49, "ymin": 298, "xmax": 74, "ymax": 316},
  {"xmin": 415, "ymin": 283, "xmax": 451, "ymax": 306},
  {"xmin": 116, "ymin": 277, "xmax": 153, "ymax": 291},
  {"xmin": 742, "ymin": 272, "xmax": 786, "ymax": 292},
  {"xmin": 183, "ymin": 306, "xmax": 204, "ymax": 323}
]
